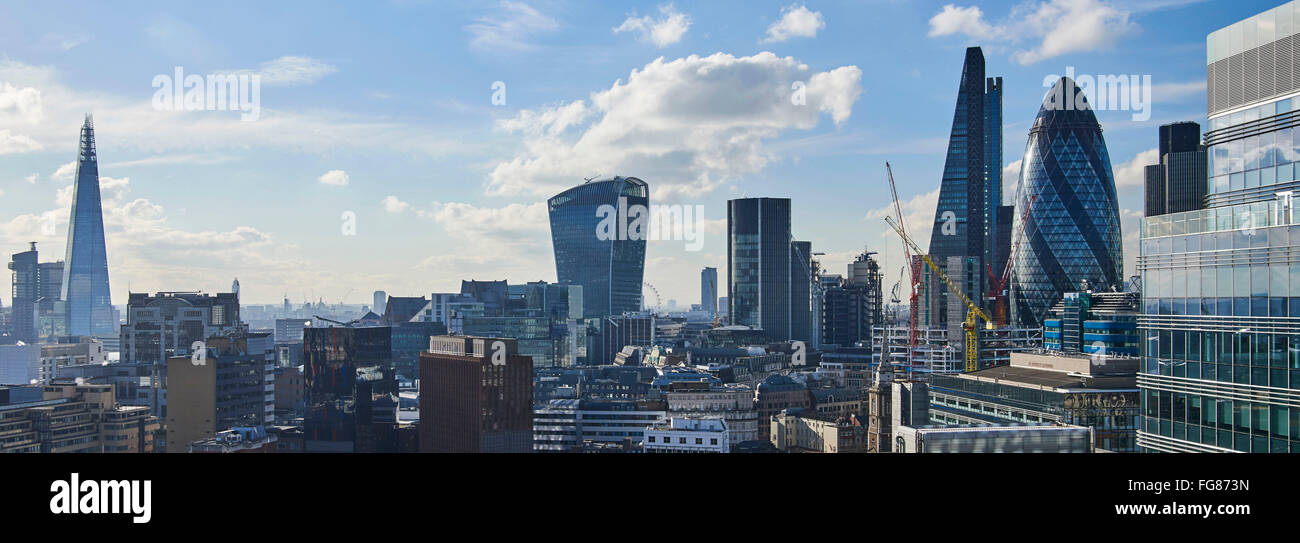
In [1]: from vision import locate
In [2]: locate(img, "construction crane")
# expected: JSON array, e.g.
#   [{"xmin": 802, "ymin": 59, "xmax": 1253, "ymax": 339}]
[
  {"xmin": 885, "ymin": 162, "xmax": 921, "ymax": 366},
  {"xmin": 983, "ymin": 194, "xmax": 1037, "ymax": 325},
  {"xmin": 885, "ymin": 215, "xmax": 994, "ymax": 373}
]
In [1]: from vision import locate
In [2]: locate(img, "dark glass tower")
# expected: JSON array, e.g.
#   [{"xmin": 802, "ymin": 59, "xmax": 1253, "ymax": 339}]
[
  {"xmin": 1143, "ymin": 121, "xmax": 1207, "ymax": 217},
  {"xmin": 1010, "ymin": 77, "xmax": 1124, "ymax": 327},
  {"xmin": 927, "ymin": 47, "xmax": 1003, "ymax": 328},
  {"xmin": 727, "ymin": 198, "xmax": 811, "ymax": 342},
  {"xmin": 61, "ymin": 115, "xmax": 114, "ymax": 337},
  {"xmin": 547, "ymin": 176, "xmax": 648, "ymax": 318}
]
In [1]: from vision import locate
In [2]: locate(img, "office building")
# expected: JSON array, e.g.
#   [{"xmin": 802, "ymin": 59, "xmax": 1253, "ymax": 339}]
[
  {"xmin": 303, "ymin": 325, "xmax": 397, "ymax": 452},
  {"xmin": 547, "ymin": 176, "xmax": 649, "ymax": 318},
  {"xmin": 822, "ymin": 251, "xmax": 883, "ymax": 347},
  {"xmin": 533, "ymin": 398, "xmax": 666, "ymax": 452},
  {"xmin": 419, "ymin": 335, "xmax": 533, "ymax": 453},
  {"xmin": 61, "ymin": 115, "xmax": 115, "ymax": 338},
  {"xmin": 1145, "ymin": 122, "xmax": 1208, "ymax": 216},
  {"xmin": 0, "ymin": 381, "xmax": 157, "ymax": 453},
  {"xmin": 756, "ymin": 374, "xmax": 811, "ymax": 440},
  {"xmin": 770, "ymin": 408, "xmax": 864, "ymax": 453},
  {"xmin": 727, "ymin": 197, "xmax": 813, "ymax": 342},
  {"xmin": 120, "ymin": 290, "xmax": 243, "ymax": 364},
  {"xmin": 927, "ymin": 46, "xmax": 1003, "ymax": 330},
  {"xmin": 1043, "ymin": 291, "xmax": 1139, "ymax": 355},
  {"xmin": 893, "ymin": 423, "xmax": 1093, "ymax": 453},
  {"xmin": 7, "ymin": 243, "xmax": 38, "ymax": 343},
  {"xmin": 701, "ymin": 267, "xmax": 718, "ymax": 317},
  {"xmin": 1139, "ymin": 2, "xmax": 1300, "ymax": 453},
  {"xmin": 930, "ymin": 351, "xmax": 1141, "ymax": 452},
  {"xmin": 1010, "ymin": 77, "xmax": 1124, "ymax": 327},
  {"xmin": 643, "ymin": 417, "xmax": 730, "ymax": 453},
  {"xmin": 164, "ymin": 334, "xmax": 275, "ymax": 453},
  {"xmin": 372, "ymin": 291, "xmax": 386, "ymax": 315}
]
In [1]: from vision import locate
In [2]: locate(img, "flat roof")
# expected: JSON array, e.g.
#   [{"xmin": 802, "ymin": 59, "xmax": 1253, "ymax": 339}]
[{"xmin": 956, "ymin": 364, "xmax": 1135, "ymax": 392}]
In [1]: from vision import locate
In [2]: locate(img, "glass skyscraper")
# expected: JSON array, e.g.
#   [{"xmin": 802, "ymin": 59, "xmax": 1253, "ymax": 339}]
[
  {"xmin": 727, "ymin": 197, "xmax": 812, "ymax": 342},
  {"xmin": 1009, "ymin": 77, "xmax": 1124, "ymax": 327},
  {"xmin": 61, "ymin": 115, "xmax": 115, "ymax": 338},
  {"xmin": 927, "ymin": 46, "xmax": 1003, "ymax": 329},
  {"xmin": 547, "ymin": 176, "xmax": 648, "ymax": 318},
  {"xmin": 1138, "ymin": 2, "xmax": 1300, "ymax": 453}
]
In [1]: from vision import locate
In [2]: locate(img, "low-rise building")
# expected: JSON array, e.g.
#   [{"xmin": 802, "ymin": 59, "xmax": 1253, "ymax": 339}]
[
  {"xmin": 0, "ymin": 381, "xmax": 158, "ymax": 453},
  {"xmin": 770, "ymin": 408, "xmax": 864, "ymax": 453},
  {"xmin": 643, "ymin": 417, "xmax": 729, "ymax": 453},
  {"xmin": 663, "ymin": 381, "xmax": 758, "ymax": 446},
  {"xmin": 533, "ymin": 398, "xmax": 665, "ymax": 452}
]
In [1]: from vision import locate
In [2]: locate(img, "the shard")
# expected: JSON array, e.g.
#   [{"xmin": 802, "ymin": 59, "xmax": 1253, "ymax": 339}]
[
  {"xmin": 1009, "ymin": 78, "xmax": 1124, "ymax": 327},
  {"xmin": 61, "ymin": 114, "xmax": 114, "ymax": 337}
]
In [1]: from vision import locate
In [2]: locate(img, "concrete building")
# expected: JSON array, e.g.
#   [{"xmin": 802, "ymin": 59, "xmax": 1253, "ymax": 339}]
[
  {"xmin": 893, "ymin": 423, "xmax": 1093, "ymax": 453},
  {"xmin": 770, "ymin": 408, "xmax": 864, "ymax": 453},
  {"xmin": 189, "ymin": 426, "xmax": 277, "ymax": 453},
  {"xmin": 0, "ymin": 381, "xmax": 158, "ymax": 453},
  {"xmin": 120, "ymin": 291, "xmax": 242, "ymax": 365},
  {"xmin": 165, "ymin": 335, "xmax": 275, "ymax": 453},
  {"xmin": 419, "ymin": 335, "xmax": 533, "ymax": 453},
  {"xmin": 38, "ymin": 337, "xmax": 107, "ymax": 384},
  {"xmin": 928, "ymin": 351, "xmax": 1141, "ymax": 452},
  {"xmin": 533, "ymin": 398, "xmax": 665, "ymax": 452},
  {"xmin": 662, "ymin": 380, "xmax": 758, "ymax": 446},
  {"xmin": 643, "ymin": 417, "xmax": 730, "ymax": 453},
  {"xmin": 756, "ymin": 374, "xmax": 811, "ymax": 441}
]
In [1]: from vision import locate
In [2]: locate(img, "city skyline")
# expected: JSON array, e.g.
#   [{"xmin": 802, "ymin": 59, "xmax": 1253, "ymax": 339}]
[{"xmin": 0, "ymin": 0, "xmax": 1245, "ymax": 308}]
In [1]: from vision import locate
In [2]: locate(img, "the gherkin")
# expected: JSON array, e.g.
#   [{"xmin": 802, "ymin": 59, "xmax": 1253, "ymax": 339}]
[{"xmin": 1010, "ymin": 78, "xmax": 1124, "ymax": 327}]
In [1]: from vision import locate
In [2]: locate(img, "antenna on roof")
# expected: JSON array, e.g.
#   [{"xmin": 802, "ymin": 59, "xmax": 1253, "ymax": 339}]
[{"xmin": 584, "ymin": 173, "xmax": 600, "ymax": 183}]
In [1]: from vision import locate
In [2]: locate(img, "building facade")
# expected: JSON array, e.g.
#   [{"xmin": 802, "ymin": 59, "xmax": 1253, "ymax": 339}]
[
  {"xmin": 1010, "ymin": 77, "xmax": 1124, "ymax": 327},
  {"xmin": 1145, "ymin": 122, "xmax": 1208, "ymax": 217},
  {"xmin": 547, "ymin": 176, "xmax": 648, "ymax": 318},
  {"xmin": 1139, "ymin": 2, "xmax": 1300, "ymax": 453},
  {"xmin": 419, "ymin": 336, "xmax": 533, "ymax": 453},
  {"xmin": 61, "ymin": 116, "xmax": 115, "ymax": 338},
  {"xmin": 727, "ymin": 197, "xmax": 812, "ymax": 342}
]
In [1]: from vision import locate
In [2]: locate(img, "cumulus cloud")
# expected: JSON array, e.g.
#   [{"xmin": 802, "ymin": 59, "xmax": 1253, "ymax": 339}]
[
  {"xmin": 614, "ymin": 3, "xmax": 691, "ymax": 48},
  {"xmin": 487, "ymin": 52, "xmax": 862, "ymax": 200},
  {"xmin": 927, "ymin": 0, "xmax": 1137, "ymax": 65},
  {"xmin": 0, "ymin": 81, "xmax": 43, "ymax": 123},
  {"xmin": 1, "ymin": 172, "xmax": 291, "ymax": 302},
  {"xmin": 409, "ymin": 201, "xmax": 555, "ymax": 282},
  {"xmin": 866, "ymin": 186, "xmax": 941, "ymax": 256},
  {"xmin": 381, "ymin": 195, "xmax": 410, "ymax": 213},
  {"xmin": 0, "ymin": 129, "xmax": 42, "ymax": 154},
  {"xmin": 24, "ymin": 174, "xmax": 37, "ymax": 184},
  {"xmin": 466, "ymin": 1, "xmax": 560, "ymax": 52},
  {"xmin": 318, "ymin": 169, "xmax": 350, "ymax": 186},
  {"xmin": 1114, "ymin": 147, "xmax": 1158, "ymax": 188},
  {"xmin": 1002, "ymin": 159, "xmax": 1022, "ymax": 205},
  {"xmin": 763, "ymin": 4, "xmax": 826, "ymax": 43}
]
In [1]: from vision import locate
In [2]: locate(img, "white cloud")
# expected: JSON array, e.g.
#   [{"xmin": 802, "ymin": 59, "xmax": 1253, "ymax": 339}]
[
  {"xmin": 466, "ymin": 1, "xmax": 560, "ymax": 52},
  {"xmin": 0, "ymin": 60, "xmax": 477, "ymax": 159},
  {"xmin": 927, "ymin": 0, "xmax": 1137, "ymax": 65},
  {"xmin": 1114, "ymin": 147, "xmax": 1158, "ymax": 188},
  {"xmin": 866, "ymin": 186, "xmax": 941, "ymax": 256},
  {"xmin": 763, "ymin": 4, "xmax": 826, "ymax": 43},
  {"xmin": 0, "ymin": 129, "xmax": 42, "ymax": 154},
  {"xmin": 614, "ymin": 3, "xmax": 691, "ymax": 48},
  {"xmin": 1150, "ymin": 80, "xmax": 1205, "ymax": 103},
  {"xmin": 487, "ymin": 52, "xmax": 862, "ymax": 200},
  {"xmin": 928, "ymin": 5, "xmax": 999, "ymax": 40},
  {"xmin": 318, "ymin": 170, "xmax": 350, "ymax": 186},
  {"xmin": 410, "ymin": 201, "xmax": 555, "ymax": 282},
  {"xmin": 235, "ymin": 56, "xmax": 338, "ymax": 86},
  {"xmin": 24, "ymin": 174, "xmax": 37, "ymax": 184},
  {"xmin": 0, "ymin": 81, "xmax": 43, "ymax": 123},
  {"xmin": 52, "ymin": 161, "xmax": 76, "ymax": 181},
  {"xmin": 381, "ymin": 195, "xmax": 410, "ymax": 213},
  {"xmin": 1002, "ymin": 159, "xmax": 1022, "ymax": 205}
]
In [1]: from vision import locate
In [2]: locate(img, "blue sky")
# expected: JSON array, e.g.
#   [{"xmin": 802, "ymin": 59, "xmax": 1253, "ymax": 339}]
[{"xmin": 0, "ymin": 0, "xmax": 1279, "ymax": 308}]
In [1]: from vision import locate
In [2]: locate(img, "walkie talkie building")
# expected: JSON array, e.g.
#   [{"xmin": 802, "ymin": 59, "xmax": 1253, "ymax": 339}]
[{"xmin": 547, "ymin": 176, "xmax": 648, "ymax": 318}]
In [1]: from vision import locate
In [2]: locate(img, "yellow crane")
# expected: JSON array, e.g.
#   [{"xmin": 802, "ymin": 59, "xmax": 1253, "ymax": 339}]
[{"xmin": 884, "ymin": 215, "xmax": 993, "ymax": 373}]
